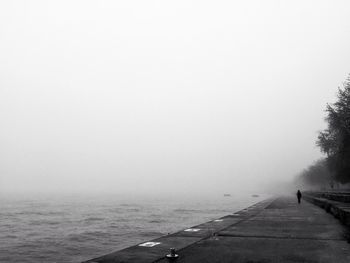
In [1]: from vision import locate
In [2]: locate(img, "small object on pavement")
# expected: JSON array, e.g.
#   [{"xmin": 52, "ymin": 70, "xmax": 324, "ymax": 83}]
[{"xmin": 166, "ymin": 248, "xmax": 179, "ymax": 259}]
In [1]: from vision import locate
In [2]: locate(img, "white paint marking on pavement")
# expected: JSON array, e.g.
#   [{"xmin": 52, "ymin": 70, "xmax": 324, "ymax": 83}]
[
  {"xmin": 138, "ymin": 242, "xmax": 161, "ymax": 247},
  {"xmin": 184, "ymin": 228, "xmax": 201, "ymax": 232}
]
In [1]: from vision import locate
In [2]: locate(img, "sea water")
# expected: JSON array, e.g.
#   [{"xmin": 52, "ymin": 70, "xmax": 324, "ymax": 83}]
[{"xmin": 0, "ymin": 193, "xmax": 266, "ymax": 262}]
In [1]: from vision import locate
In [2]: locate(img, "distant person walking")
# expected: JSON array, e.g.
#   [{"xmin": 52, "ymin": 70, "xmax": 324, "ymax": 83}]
[{"xmin": 297, "ymin": 190, "xmax": 302, "ymax": 204}]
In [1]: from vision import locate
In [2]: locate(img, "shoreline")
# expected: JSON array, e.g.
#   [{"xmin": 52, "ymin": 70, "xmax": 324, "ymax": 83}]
[{"xmin": 83, "ymin": 198, "xmax": 274, "ymax": 263}]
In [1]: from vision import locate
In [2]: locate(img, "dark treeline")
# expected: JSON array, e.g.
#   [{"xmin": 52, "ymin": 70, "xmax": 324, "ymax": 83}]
[
  {"xmin": 296, "ymin": 159, "xmax": 334, "ymax": 190},
  {"xmin": 297, "ymin": 76, "xmax": 350, "ymax": 189}
]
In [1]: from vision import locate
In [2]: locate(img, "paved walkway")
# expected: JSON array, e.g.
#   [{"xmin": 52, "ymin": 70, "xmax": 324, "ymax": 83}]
[{"xmin": 157, "ymin": 196, "xmax": 350, "ymax": 263}]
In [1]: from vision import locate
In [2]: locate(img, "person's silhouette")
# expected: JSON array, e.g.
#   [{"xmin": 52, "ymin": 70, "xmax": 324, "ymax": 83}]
[{"xmin": 297, "ymin": 190, "xmax": 302, "ymax": 204}]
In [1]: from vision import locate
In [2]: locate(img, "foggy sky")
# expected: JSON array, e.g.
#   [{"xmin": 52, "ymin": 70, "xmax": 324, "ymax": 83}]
[{"xmin": 1, "ymin": 0, "xmax": 350, "ymax": 195}]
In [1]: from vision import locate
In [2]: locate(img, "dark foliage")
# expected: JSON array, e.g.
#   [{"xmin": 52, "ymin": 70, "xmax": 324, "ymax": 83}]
[{"xmin": 317, "ymin": 76, "xmax": 350, "ymax": 183}]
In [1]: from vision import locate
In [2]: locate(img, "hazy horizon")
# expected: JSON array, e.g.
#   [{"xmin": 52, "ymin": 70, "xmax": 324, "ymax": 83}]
[{"xmin": 1, "ymin": 0, "xmax": 350, "ymax": 195}]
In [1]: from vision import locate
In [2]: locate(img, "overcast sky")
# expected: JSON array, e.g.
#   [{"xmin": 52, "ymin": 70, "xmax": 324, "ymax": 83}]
[{"xmin": 1, "ymin": 0, "xmax": 350, "ymax": 195}]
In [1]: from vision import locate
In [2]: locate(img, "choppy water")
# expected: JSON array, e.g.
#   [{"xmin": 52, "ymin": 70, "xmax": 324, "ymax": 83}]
[{"xmin": 0, "ymin": 193, "xmax": 266, "ymax": 262}]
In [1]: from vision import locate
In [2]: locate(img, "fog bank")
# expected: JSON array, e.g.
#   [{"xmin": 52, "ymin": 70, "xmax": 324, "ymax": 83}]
[{"xmin": 1, "ymin": 0, "xmax": 350, "ymax": 195}]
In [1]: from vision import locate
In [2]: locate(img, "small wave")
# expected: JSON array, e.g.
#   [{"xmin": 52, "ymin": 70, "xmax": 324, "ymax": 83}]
[
  {"xmin": 125, "ymin": 208, "xmax": 140, "ymax": 212},
  {"xmin": 173, "ymin": 209, "xmax": 199, "ymax": 213},
  {"xmin": 120, "ymin": 203, "xmax": 141, "ymax": 208},
  {"xmin": 15, "ymin": 211, "xmax": 47, "ymax": 216},
  {"xmin": 120, "ymin": 203, "xmax": 132, "ymax": 207},
  {"xmin": 84, "ymin": 217, "xmax": 104, "ymax": 222},
  {"xmin": 108, "ymin": 208, "xmax": 122, "ymax": 213},
  {"xmin": 4, "ymin": 234, "xmax": 17, "ymax": 239},
  {"xmin": 148, "ymin": 219, "xmax": 166, "ymax": 223},
  {"xmin": 46, "ymin": 221, "xmax": 61, "ymax": 225},
  {"xmin": 67, "ymin": 234, "xmax": 86, "ymax": 243},
  {"xmin": 28, "ymin": 220, "xmax": 44, "ymax": 226},
  {"xmin": 46, "ymin": 211, "xmax": 66, "ymax": 216},
  {"xmin": 68, "ymin": 231, "xmax": 109, "ymax": 242},
  {"xmin": 28, "ymin": 219, "xmax": 61, "ymax": 226}
]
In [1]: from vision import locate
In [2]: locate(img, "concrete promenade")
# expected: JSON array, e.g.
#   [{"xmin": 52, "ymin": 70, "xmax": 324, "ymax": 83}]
[{"xmin": 84, "ymin": 197, "xmax": 350, "ymax": 263}]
